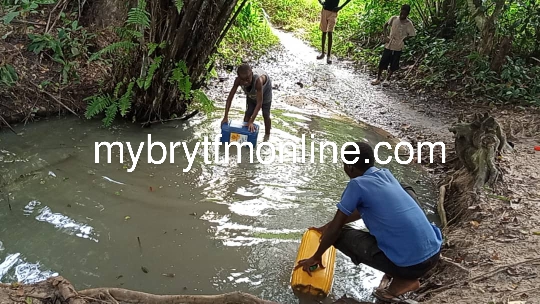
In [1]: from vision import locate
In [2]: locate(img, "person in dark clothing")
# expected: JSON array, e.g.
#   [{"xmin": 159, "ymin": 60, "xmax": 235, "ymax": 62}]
[
  {"xmin": 316, "ymin": 0, "xmax": 352, "ymax": 64},
  {"xmin": 371, "ymin": 4, "xmax": 416, "ymax": 87}
]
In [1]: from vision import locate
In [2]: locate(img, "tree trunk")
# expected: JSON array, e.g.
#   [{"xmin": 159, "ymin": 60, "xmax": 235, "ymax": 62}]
[
  {"xmin": 530, "ymin": 26, "xmax": 540, "ymax": 61},
  {"xmin": 478, "ymin": 23, "xmax": 495, "ymax": 56},
  {"xmin": 466, "ymin": 0, "xmax": 505, "ymax": 57},
  {"xmin": 134, "ymin": 0, "xmax": 238, "ymax": 123},
  {"xmin": 437, "ymin": 0, "xmax": 458, "ymax": 39},
  {"xmin": 430, "ymin": 113, "xmax": 513, "ymax": 227},
  {"xmin": 87, "ymin": 0, "xmax": 239, "ymax": 125},
  {"xmin": 490, "ymin": 35, "xmax": 513, "ymax": 73},
  {"xmin": 85, "ymin": 0, "xmax": 136, "ymax": 28}
]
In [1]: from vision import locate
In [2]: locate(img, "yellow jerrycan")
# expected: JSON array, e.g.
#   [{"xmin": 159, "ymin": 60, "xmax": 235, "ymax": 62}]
[{"xmin": 290, "ymin": 228, "xmax": 336, "ymax": 297}]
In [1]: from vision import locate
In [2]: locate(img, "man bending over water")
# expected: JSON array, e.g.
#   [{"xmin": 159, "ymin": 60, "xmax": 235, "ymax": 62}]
[
  {"xmin": 295, "ymin": 142, "xmax": 442, "ymax": 303},
  {"xmin": 222, "ymin": 64, "xmax": 272, "ymax": 136}
]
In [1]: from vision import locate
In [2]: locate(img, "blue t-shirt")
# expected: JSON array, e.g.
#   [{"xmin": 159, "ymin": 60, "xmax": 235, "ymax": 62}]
[{"xmin": 336, "ymin": 166, "xmax": 443, "ymax": 267}]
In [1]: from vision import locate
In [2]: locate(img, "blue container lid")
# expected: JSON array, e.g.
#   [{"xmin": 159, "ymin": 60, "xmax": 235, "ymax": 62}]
[{"xmin": 222, "ymin": 120, "xmax": 259, "ymax": 133}]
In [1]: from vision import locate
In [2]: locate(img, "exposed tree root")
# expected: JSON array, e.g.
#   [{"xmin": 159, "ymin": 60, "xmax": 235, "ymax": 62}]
[
  {"xmin": 449, "ymin": 112, "xmax": 512, "ymax": 192},
  {"xmin": 0, "ymin": 276, "xmax": 279, "ymax": 304},
  {"xmin": 0, "ymin": 276, "xmax": 378, "ymax": 304},
  {"xmin": 412, "ymin": 113, "xmax": 517, "ymax": 301},
  {"xmin": 78, "ymin": 288, "xmax": 279, "ymax": 304},
  {"xmin": 436, "ymin": 112, "xmax": 514, "ymax": 226},
  {"xmin": 415, "ymin": 256, "xmax": 540, "ymax": 301}
]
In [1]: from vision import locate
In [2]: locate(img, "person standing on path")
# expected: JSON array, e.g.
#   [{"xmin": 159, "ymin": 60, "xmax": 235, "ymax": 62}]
[
  {"xmin": 371, "ymin": 4, "xmax": 416, "ymax": 87},
  {"xmin": 316, "ymin": 0, "xmax": 352, "ymax": 64},
  {"xmin": 221, "ymin": 64, "xmax": 272, "ymax": 136}
]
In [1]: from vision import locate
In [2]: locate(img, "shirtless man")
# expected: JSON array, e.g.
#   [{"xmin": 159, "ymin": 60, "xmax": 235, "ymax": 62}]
[{"xmin": 221, "ymin": 64, "xmax": 272, "ymax": 136}]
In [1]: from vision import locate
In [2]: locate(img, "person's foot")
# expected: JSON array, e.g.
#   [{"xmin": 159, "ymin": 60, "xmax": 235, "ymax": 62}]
[
  {"xmin": 377, "ymin": 274, "xmax": 393, "ymax": 290},
  {"xmin": 327, "ymin": 59, "xmax": 332, "ymax": 64},
  {"xmin": 372, "ymin": 288, "xmax": 405, "ymax": 303},
  {"xmin": 373, "ymin": 278, "xmax": 420, "ymax": 302},
  {"xmin": 371, "ymin": 79, "xmax": 381, "ymax": 85},
  {"xmin": 317, "ymin": 54, "xmax": 325, "ymax": 60},
  {"xmin": 382, "ymin": 79, "xmax": 390, "ymax": 87}
]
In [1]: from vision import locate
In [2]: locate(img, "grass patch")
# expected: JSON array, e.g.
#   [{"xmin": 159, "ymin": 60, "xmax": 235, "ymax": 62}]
[{"xmin": 216, "ymin": 0, "xmax": 280, "ymax": 67}]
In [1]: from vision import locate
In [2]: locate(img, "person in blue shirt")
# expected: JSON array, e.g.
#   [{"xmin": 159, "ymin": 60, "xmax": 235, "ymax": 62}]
[{"xmin": 295, "ymin": 142, "xmax": 443, "ymax": 302}]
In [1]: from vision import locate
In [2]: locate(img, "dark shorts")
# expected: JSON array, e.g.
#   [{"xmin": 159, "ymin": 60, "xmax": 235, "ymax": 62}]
[
  {"xmin": 334, "ymin": 184, "xmax": 440, "ymax": 280},
  {"xmin": 378, "ymin": 48, "xmax": 402, "ymax": 72},
  {"xmin": 245, "ymin": 99, "xmax": 271, "ymax": 120}
]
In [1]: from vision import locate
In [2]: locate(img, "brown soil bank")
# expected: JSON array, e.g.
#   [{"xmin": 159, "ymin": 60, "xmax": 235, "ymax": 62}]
[{"xmin": 394, "ymin": 105, "xmax": 540, "ymax": 303}]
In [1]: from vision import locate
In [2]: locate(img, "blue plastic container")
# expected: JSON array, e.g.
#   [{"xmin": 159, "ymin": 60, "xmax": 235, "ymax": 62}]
[{"xmin": 220, "ymin": 120, "xmax": 259, "ymax": 147}]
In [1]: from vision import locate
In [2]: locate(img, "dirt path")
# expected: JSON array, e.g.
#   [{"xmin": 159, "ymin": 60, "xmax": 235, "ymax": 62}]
[{"xmin": 207, "ymin": 28, "xmax": 540, "ymax": 303}]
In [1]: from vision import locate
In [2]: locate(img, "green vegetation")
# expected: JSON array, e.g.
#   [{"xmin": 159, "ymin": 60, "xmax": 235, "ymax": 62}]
[
  {"xmin": 3, "ymin": 0, "xmax": 538, "ymax": 128},
  {"xmin": 27, "ymin": 20, "xmax": 95, "ymax": 85},
  {"xmin": 2, "ymin": 0, "xmax": 96, "ymax": 89},
  {"xmin": 1, "ymin": 0, "xmax": 229, "ymax": 127},
  {"xmin": 216, "ymin": 0, "xmax": 280, "ymax": 66},
  {"xmin": 257, "ymin": 0, "xmax": 540, "ymax": 105},
  {"xmin": 83, "ymin": 0, "xmax": 215, "ymax": 127},
  {"xmin": 0, "ymin": 64, "xmax": 18, "ymax": 87}
]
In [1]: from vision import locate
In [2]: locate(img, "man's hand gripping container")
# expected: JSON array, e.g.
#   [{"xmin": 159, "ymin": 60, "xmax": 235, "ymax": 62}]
[
  {"xmin": 220, "ymin": 120, "xmax": 259, "ymax": 147},
  {"xmin": 290, "ymin": 229, "xmax": 336, "ymax": 298}
]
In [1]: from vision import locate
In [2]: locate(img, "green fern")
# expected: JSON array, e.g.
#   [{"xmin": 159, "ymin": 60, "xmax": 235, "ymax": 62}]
[
  {"xmin": 127, "ymin": 0, "xmax": 150, "ymax": 29},
  {"xmin": 84, "ymin": 95, "xmax": 112, "ymax": 119},
  {"xmin": 147, "ymin": 43, "xmax": 159, "ymax": 56},
  {"xmin": 103, "ymin": 102, "xmax": 119, "ymax": 127},
  {"xmin": 115, "ymin": 27, "xmax": 143, "ymax": 40},
  {"xmin": 192, "ymin": 89, "xmax": 215, "ymax": 113},
  {"xmin": 175, "ymin": 0, "xmax": 184, "ymax": 14},
  {"xmin": 113, "ymin": 81, "xmax": 124, "ymax": 98},
  {"xmin": 147, "ymin": 41, "xmax": 166, "ymax": 56},
  {"xmin": 88, "ymin": 41, "xmax": 138, "ymax": 62},
  {"xmin": 119, "ymin": 81, "xmax": 135, "ymax": 116},
  {"xmin": 143, "ymin": 56, "xmax": 162, "ymax": 90},
  {"xmin": 84, "ymin": 80, "xmax": 135, "ymax": 125},
  {"xmin": 169, "ymin": 61, "xmax": 191, "ymax": 99}
]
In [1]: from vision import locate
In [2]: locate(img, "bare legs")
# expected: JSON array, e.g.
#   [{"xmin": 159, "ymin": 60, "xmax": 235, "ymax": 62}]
[
  {"xmin": 263, "ymin": 114, "xmax": 271, "ymax": 136},
  {"xmin": 372, "ymin": 68, "xmax": 393, "ymax": 86},
  {"xmin": 317, "ymin": 32, "xmax": 333, "ymax": 64}
]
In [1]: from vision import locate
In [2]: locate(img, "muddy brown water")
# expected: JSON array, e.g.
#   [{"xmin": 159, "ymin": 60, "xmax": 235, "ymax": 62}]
[{"xmin": 1, "ymin": 28, "xmax": 440, "ymax": 303}]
